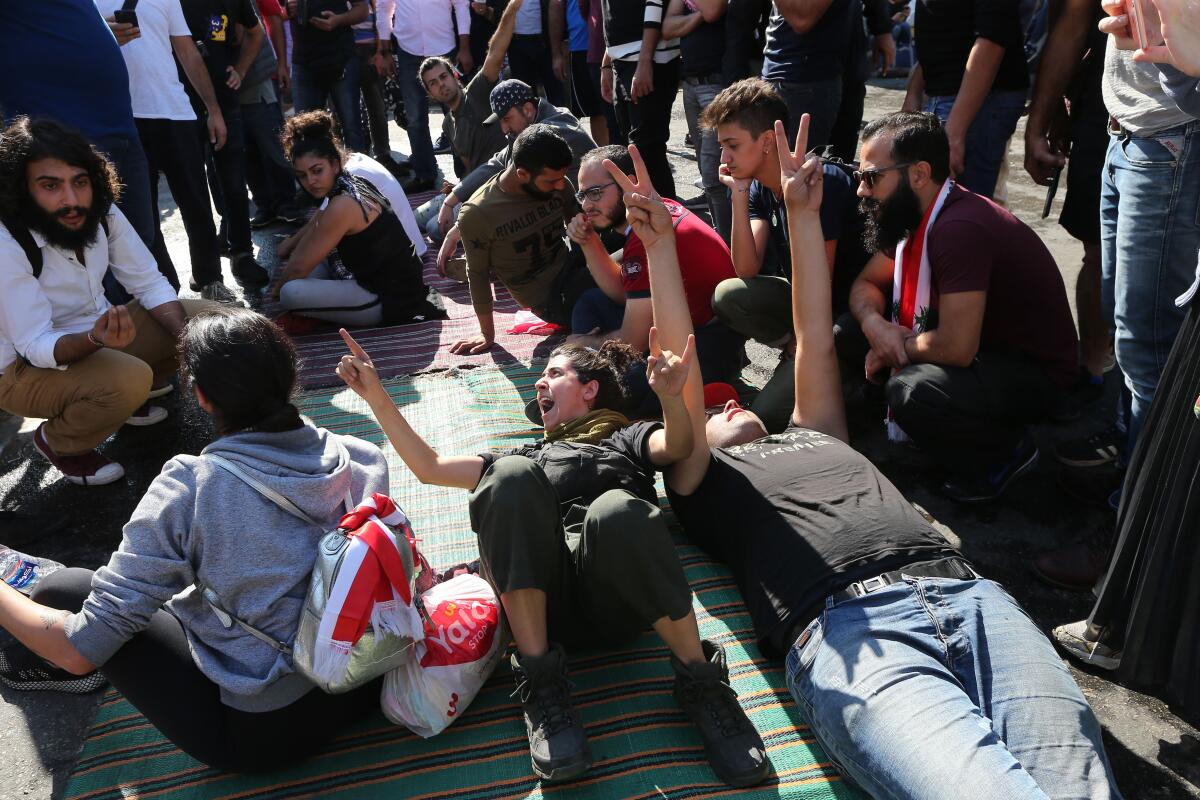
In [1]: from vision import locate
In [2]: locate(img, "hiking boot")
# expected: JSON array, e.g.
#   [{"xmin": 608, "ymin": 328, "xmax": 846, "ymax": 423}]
[
  {"xmin": 1052, "ymin": 620, "xmax": 1121, "ymax": 670},
  {"xmin": 672, "ymin": 641, "xmax": 770, "ymax": 788},
  {"xmin": 1057, "ymin": 464, "xmax": 1124, "ymax": 510},
  {"xmin": 1054, "ymin": 424, "xmax": 1124, "ymax": 468},
  {"xmin": 940, "ymin": 434, "xmax": 1039, "ymax": 503},
  {"xmin": 1032, "ymin": 532, "xmax": 1111, "ymax": 591},
  {"xmin": 32, "ymin": 423, "xmax": 124, "ymax": 486},
  {"xmin": 230, "ymin": 252, "xmax": 270, "ymax": 286},
  {"xmin": 125, "ymin": 402, "xmax": 168, "ymax": 427},
  {"xmin": 510, "ymin": 644, "xmax": 592, "ymax": 782}
]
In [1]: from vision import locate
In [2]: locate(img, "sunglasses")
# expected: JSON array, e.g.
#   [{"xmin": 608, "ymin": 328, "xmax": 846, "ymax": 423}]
[
  {"xmin": 853, "ymin": 161, "xmax": 918, "ymax": 188},
  {"xmin": 575, "ymin": 181, "xmax": 618, "ymax": 204}
]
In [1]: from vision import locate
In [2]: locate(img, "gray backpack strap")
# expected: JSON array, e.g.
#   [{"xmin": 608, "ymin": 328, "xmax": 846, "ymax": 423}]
[
  {"xmin": 205, "ymin": 454, "xmax": 319, "ymax": 526},
  {"xmin": 196, "ymin": 583, "xmax": 293, "ymax": 655}
]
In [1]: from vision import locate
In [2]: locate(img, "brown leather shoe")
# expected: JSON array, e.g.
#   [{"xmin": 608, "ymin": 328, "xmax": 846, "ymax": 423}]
[{"xmin": 1032, "ymin": 535, "xmax": 1111, "ymax": 591}]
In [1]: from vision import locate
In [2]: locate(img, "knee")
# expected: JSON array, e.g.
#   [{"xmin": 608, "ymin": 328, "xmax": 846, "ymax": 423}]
[
  {"xmin": 30, "ymin": 567, "xmax": 95, "ymax": 612},
  {"xmin": 473, "ymin": 456, "xmax": 556, "ymax": 517},
  {"xmin": 99, "ymin": 354, "xmax": 153, "ymax": 412},
  {"xmin": 885, "ymin": 365, "xmax": 948, "ymax": 418},
  {"xmin": 710, "ymin": 279, "xmax": 749, "ymax": 321},
  {"xmin": 277, "ymin": 280, "xmax": 306, "ymax": 310},
  {"xmin": 587, "ymin": 491, "xmax": 666, "ymax": 549}
]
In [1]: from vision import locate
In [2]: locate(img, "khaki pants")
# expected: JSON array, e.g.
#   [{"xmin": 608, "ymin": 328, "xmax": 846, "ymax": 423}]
[{"xmin": 0, "ymin": 299, "xmax": 214, "ymax": 455}]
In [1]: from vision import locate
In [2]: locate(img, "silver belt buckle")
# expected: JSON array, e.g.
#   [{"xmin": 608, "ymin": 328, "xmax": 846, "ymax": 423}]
[{"xmin": 860, "ymin": 575, "xmax": 888, "ymax": 594}]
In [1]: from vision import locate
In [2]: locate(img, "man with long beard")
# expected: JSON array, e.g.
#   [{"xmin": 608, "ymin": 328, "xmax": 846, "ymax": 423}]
[
  {"xmin": 841, "ymin": 111, "xmax": 1079, "ymax": 502},
  {"xmin": 450, "ymin": 125, "xmax": 593, "ymax": 354},
  {"xmin": 0, "ymin": 118, "xmax": 210, "ymax": 486}
]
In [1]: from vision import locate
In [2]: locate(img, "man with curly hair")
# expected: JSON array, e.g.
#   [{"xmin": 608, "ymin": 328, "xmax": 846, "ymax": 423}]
[{"xmin": 0, "ymin": 118, "xmax": 211, "ymax": 486}]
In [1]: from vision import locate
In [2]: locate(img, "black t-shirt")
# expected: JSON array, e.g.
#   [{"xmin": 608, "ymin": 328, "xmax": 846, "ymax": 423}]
[
  {"xmin": 482, "ymin": 421, "xmax": 662, "ymax": 516},
  {"xmin": 762, "ymin": 0, "xmax": 856, "ymax": 82},
  {"xmin": 181, "ymin": 0, "xmax": 259, "ymax": 78},
  {"xmin": 748, "ymin": 164, "xmax": 856, "ymax": 279},
  {"xmin": 680, "ymin": 12, "xmax": 725, "ymax": 78},
  {"xmin": 667, "ymin": 427, "xmax": 957, "ymax": 657},
  {"xmin": 290, "ymin": 0, "xmax": 361, "ymax": 67},
  {"xmin": 914, "ymin": 0, "xmax": 1028, "ymax": 97}
]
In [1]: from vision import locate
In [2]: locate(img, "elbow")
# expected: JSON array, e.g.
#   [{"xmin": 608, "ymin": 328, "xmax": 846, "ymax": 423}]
[
  {"xmin": 57, "ymin": 649, "xmax": 97, "ymax": 676},
  {"xmin": 944, "ymin": 344, "xmax": 978, "ymax": 369},
  {"xmin": 664, "ymin": 438, "xmax": 695, "ymax": 463}
]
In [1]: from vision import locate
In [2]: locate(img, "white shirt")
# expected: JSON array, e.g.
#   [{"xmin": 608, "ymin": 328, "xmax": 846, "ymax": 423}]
[
  {"xmin": 95, "ymin": 0, "xmax": 197, "ymax": 120},
  {"xmin": 344, "ymin": 154, "xmax": 428, "ymax": 256},
  {"xmin": 376, "ymin": 0, "xmax": 470, "ymax": 57},
  {"xmin": 0, "ymin": 207, "xmax": 179, "ymax": 372}
]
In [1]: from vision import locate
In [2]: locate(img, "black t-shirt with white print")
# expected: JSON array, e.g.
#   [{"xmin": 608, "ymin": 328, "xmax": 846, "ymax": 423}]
[{"xmin": 667, "ymin": 426, "xmax": 957, "ymax": 657}]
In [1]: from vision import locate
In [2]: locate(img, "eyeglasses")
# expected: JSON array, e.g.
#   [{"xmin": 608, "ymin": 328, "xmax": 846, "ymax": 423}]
[
  {"xmin": 853, "ymin": 161, "xmax": 918, "ymax": 188},
  {"xmin": 575, "ymin": 181, "xmax": 618, "ymax": 203}
]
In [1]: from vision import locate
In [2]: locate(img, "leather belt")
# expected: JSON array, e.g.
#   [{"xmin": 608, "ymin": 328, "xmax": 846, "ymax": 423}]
[{"xmin": 831, "ymin": 556, "xmax": 978, "ymax": 604}]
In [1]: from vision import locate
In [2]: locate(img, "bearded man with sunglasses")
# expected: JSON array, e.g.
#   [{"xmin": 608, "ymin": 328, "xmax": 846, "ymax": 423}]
[{"xmin": 841, "ymin": 111, "xmax": 1079, "ymax": 502}]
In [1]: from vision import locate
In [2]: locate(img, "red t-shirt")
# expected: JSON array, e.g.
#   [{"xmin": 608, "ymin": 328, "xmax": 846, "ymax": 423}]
[
  {"xmin": 621, "ymin": 200, "xmax": 736, "ymax": 326},
  {"xmin": 924, "ymin": 184, "xmax": 1079, "ymax": 386}
]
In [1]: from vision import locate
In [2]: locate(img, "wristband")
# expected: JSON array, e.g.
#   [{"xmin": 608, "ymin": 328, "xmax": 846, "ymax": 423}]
[{"xmin": 87, "ymin": 332, "xmax": 106, "ymax": 349}]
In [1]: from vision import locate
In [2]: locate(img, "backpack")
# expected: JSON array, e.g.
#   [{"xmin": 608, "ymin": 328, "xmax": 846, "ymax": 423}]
[{"xmin": 3, "ymin": 214, "xmax": 110, "ymax": 279}]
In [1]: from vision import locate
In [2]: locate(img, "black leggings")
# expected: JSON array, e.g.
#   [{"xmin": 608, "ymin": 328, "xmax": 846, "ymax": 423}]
[{"xmin": 33, "ymin": 569, "xmax": 382, "ymax": 773}]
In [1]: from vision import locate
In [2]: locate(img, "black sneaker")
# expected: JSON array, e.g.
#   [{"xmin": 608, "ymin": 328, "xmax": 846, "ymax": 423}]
[
  {"xmin": 401, "ymin": 175, "xmax": 437, "ymax": 193},
  {"xmin": 432, "ymin": 134, "xmax": 452, "ymax": 155},
  {"xmin": 672, "ymin": 640, "xmax": 769, "ymax": 787},
  {"xmin": 230, "ymin": 252, "xmax": 270, "ymax": 286},
  {"xmin": 276, "ymin": 201, "xmax": 309, "ymax": 225},
  {"xmin": 250, "ymin": 209, "xmax": 278, "ymax": 228},
  {"xmin": 1053, "ymin": 424, "xmax": 1124, "ymax": 467},
  {"xmin": 510, "ymin": 644, "xmax": 592, "ymax": 783},
  {"xmin": 940, "ymin": 434, "xmax": 1039, "ymax": 503},
  {"xmin": 0, "ymin": 634, "xmax": 107, "ymax": 694}
]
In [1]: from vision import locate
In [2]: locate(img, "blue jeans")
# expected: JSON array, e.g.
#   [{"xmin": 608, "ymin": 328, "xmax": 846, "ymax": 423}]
[
  {"xmin": 1100, "ymin": 121, "xmax": 1200, "ymax": 452},
  {"xmin": 241, "ymin": 98, "xmax": 297, "ymax": 215},
  {"xmin": 924, "ymin": 90, "xmax": 1025, "ymax": 199},
  {"xmin": 393, "ymin": 47, "xmax": 440, "ymax": 182},
  {"xmin": 769, "ymin": 77, "xmax": 841, "ymax": 152},
  {"xmin": 786, "ymin": 577, "xmax": 1121, "ymax": 800},
  {"xmin": 292, "ymin": 58, "xmax": 367, "ymax": 154},
  {"xmin": 682, "ymin": 78, "xmax": 731, "ymax": 241}
]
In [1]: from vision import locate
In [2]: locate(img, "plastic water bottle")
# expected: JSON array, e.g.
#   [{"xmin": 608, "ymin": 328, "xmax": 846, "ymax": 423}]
[{"xmin": 0, "ymin": 546, "xmax": 64, "ymax": 595}]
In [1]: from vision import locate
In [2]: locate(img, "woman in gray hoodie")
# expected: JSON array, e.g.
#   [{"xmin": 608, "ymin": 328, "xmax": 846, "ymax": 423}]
[{"xmin": 0, "ymin": 307, "xmax": 391, "ymax": 771}]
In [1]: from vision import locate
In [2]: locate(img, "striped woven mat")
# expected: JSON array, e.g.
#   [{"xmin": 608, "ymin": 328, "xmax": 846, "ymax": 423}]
[
  {"xmin": 262, "ymin": 189, "xmax": 563, "ymax": 390},
  {"xmin": 64, "ymin": 367, "xmax": 860, "ymax": 800}
]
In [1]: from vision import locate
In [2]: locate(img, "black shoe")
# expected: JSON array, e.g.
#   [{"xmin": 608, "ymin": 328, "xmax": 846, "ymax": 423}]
[
  {"xmin": 432, "ymin": 134, "xmax": 452, "ymax": 155},
  {"xmin": 250, "ymin": 209, "xmax": 278, "ymax": 228},
  {"xmin": 1057, "ymin": 463, "xmax": 1125, "ymax": 509},
  {"xmin": 230, "ymin": 252, "xmax": 270, "ymax": 286},
  {"xmin": 1053, "ymin": 370, "xmax": 1106, "ymax": 421},
  {"xmin": 510, "ymin": 644, "xmax": 592, "ymax": 783},
  {"xmin": 940, "ymin": 434, "xmax": 1039, "ymax": 503},
  {"xmin": 276, "ymin": 201, "xmax": 308, "ymax": 225},
  {"xmin": 401, "ymin": 175, "xmax": 437, "ymax": 193},
  {"xmin": 1054, "ymin": 424, "xmax": 1124, "ymax": 468},
  {"xmin": 672, "ymin": 641, "xmax": 769, "ymax": 787}
]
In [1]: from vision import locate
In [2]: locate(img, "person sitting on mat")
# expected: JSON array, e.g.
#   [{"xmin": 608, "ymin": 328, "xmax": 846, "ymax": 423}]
[
  {"xmin": 273, "ymin": 111, "xmax": 440, "ymax": 327},
  {"xmin": 335, "ymin": 161, "xmax": 769, "ymax": 785},
  {"xmin": 651, "ymin": 113, "xmax": 1122, "ymax": 799},
  {"xmin": 0, "ymin": 307, "xmax": 391, "ymax": 772}
]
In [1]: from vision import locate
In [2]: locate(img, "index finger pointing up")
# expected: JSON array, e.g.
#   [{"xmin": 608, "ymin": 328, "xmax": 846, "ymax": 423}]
[{"xmin": 339, "ymin": 328, "xmax": 371, "ymax": 362}]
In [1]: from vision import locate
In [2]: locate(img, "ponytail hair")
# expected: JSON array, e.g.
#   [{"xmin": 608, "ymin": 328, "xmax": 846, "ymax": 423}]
[
  {"xmin": 550, "ymin": 340, "xmax": 644, "ymax": 412},
  {"xmin": 282, "ymin": 109, "xmax": 349, "ymax": 166},
  {"xmin": 179, "ymin": 307, "xmax": 303, "ymax": 436}
]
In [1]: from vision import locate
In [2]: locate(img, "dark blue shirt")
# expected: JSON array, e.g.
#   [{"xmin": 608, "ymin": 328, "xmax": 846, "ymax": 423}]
[
  {"xmin": 748, "ymin": 163, "xmax": 855, "ymax": 278},
  {"xmin": 0, "ymin": 0, "xmax": 136, "ymax": 141},
  {"xmin": 761, "ymin": 0, "xmax": 857, "ymax": 83},
  {"xmin": 679, "ymin": 10, "xmax": 725, "ymax": 79}
]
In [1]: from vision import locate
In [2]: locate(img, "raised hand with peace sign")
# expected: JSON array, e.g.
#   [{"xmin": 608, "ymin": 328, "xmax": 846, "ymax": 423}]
[
  {"xmin": 775, "ymin": 113, "xmax": 823, "ymax": 217},
  {"xmin": 601, "ymin": 144, "xmax": 674, "ymax": 250},
  {"xmin": 646, "ymin": 327, "xmax": 696, "ymax": 401}
]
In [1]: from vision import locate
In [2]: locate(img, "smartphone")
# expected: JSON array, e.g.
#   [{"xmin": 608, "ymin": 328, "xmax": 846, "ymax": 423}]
[
  {"xmin": 1042, "ymin": 165, "xmax": 1063, "ymax": 220},
  {"xmin": 1126, "ymin": 0, "xmax": 1163, "ymax": 51},
  {"xmin": 114, "ymin": 8, "xmax": 138, "ymax": 26}
]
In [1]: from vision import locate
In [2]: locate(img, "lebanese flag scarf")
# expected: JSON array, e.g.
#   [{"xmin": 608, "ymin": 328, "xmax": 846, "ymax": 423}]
[
  {"xmin": 311, "ymin": 493, "xmax": 425, "ymax": 684},
  {"xmin": 886, "ymin": 180, "xmax": 954, "ymax": 442}
]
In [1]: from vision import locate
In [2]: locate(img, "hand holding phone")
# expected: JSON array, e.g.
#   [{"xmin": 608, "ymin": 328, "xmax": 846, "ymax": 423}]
[
  {"xmin": 106, "ymin": 11, "xmax": 141, "ymax": 45},
  {"xmin": 1127, "ymin": 0, "xmax": 1165, "ymax": 49}
]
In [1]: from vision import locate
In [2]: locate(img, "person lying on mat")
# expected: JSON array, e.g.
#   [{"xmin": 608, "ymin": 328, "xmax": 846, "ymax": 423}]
[
  {"xmin": 654, "ymin": 114, "xmax": 1123, "ymax": 800},
  {"xmin": 335, "ymin": 212, "xmax": 770, "ymax": 785},
  {"xmin": 0, "ymin": 307, "xmax": 391, "ymax": 772},
  {"xmin": 273, "ymin": 110, "xmax": 440, "ymax": 327}
]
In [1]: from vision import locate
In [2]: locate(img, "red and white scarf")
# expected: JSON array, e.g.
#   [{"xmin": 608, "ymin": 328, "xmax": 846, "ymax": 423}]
[
  {"xmin": 887, "ymin": 180, "xmax": 953, "ymax": 442},
  {"xmin": 311, "ymin": 493, "xmax": 425, "ymax": 684}
]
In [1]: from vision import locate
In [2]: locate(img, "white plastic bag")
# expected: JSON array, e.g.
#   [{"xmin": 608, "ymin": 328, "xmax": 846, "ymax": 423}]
[{"xmin": 381, "ymin": 574, "xmax": 507, "ymax": 737}]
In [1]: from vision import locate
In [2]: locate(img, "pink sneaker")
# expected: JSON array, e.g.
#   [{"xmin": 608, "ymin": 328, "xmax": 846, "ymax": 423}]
[{"xmin": 32, "ymin": 424, "xmax": 125, "ymax": 486}]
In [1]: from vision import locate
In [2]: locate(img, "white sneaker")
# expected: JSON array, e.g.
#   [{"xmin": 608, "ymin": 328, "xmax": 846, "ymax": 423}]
[
  {"xmin": 147, "ymin": 382, "xmax": 175, "ymax": 399},
  {"xmin": 1052, "ymin": 620, "xmax": 1122, "ymax": 670},
  {"xmin": 125, "ymin": 403, "xmax": 168, "ymax": 427}
]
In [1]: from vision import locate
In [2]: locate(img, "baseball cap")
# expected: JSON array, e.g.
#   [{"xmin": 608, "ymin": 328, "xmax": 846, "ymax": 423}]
[{"xmin": 485, "ymin": 79, "xmax": 537, "ymax": 125}]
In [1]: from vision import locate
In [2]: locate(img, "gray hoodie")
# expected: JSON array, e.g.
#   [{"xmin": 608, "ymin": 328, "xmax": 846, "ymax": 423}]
[
  {"xmin": 65, "ymin": 422, "xmax": 390, "ymax": 712},
  {"xmin": 451, "ymin": 99, "xmax": 598, "ymax": 204}
]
